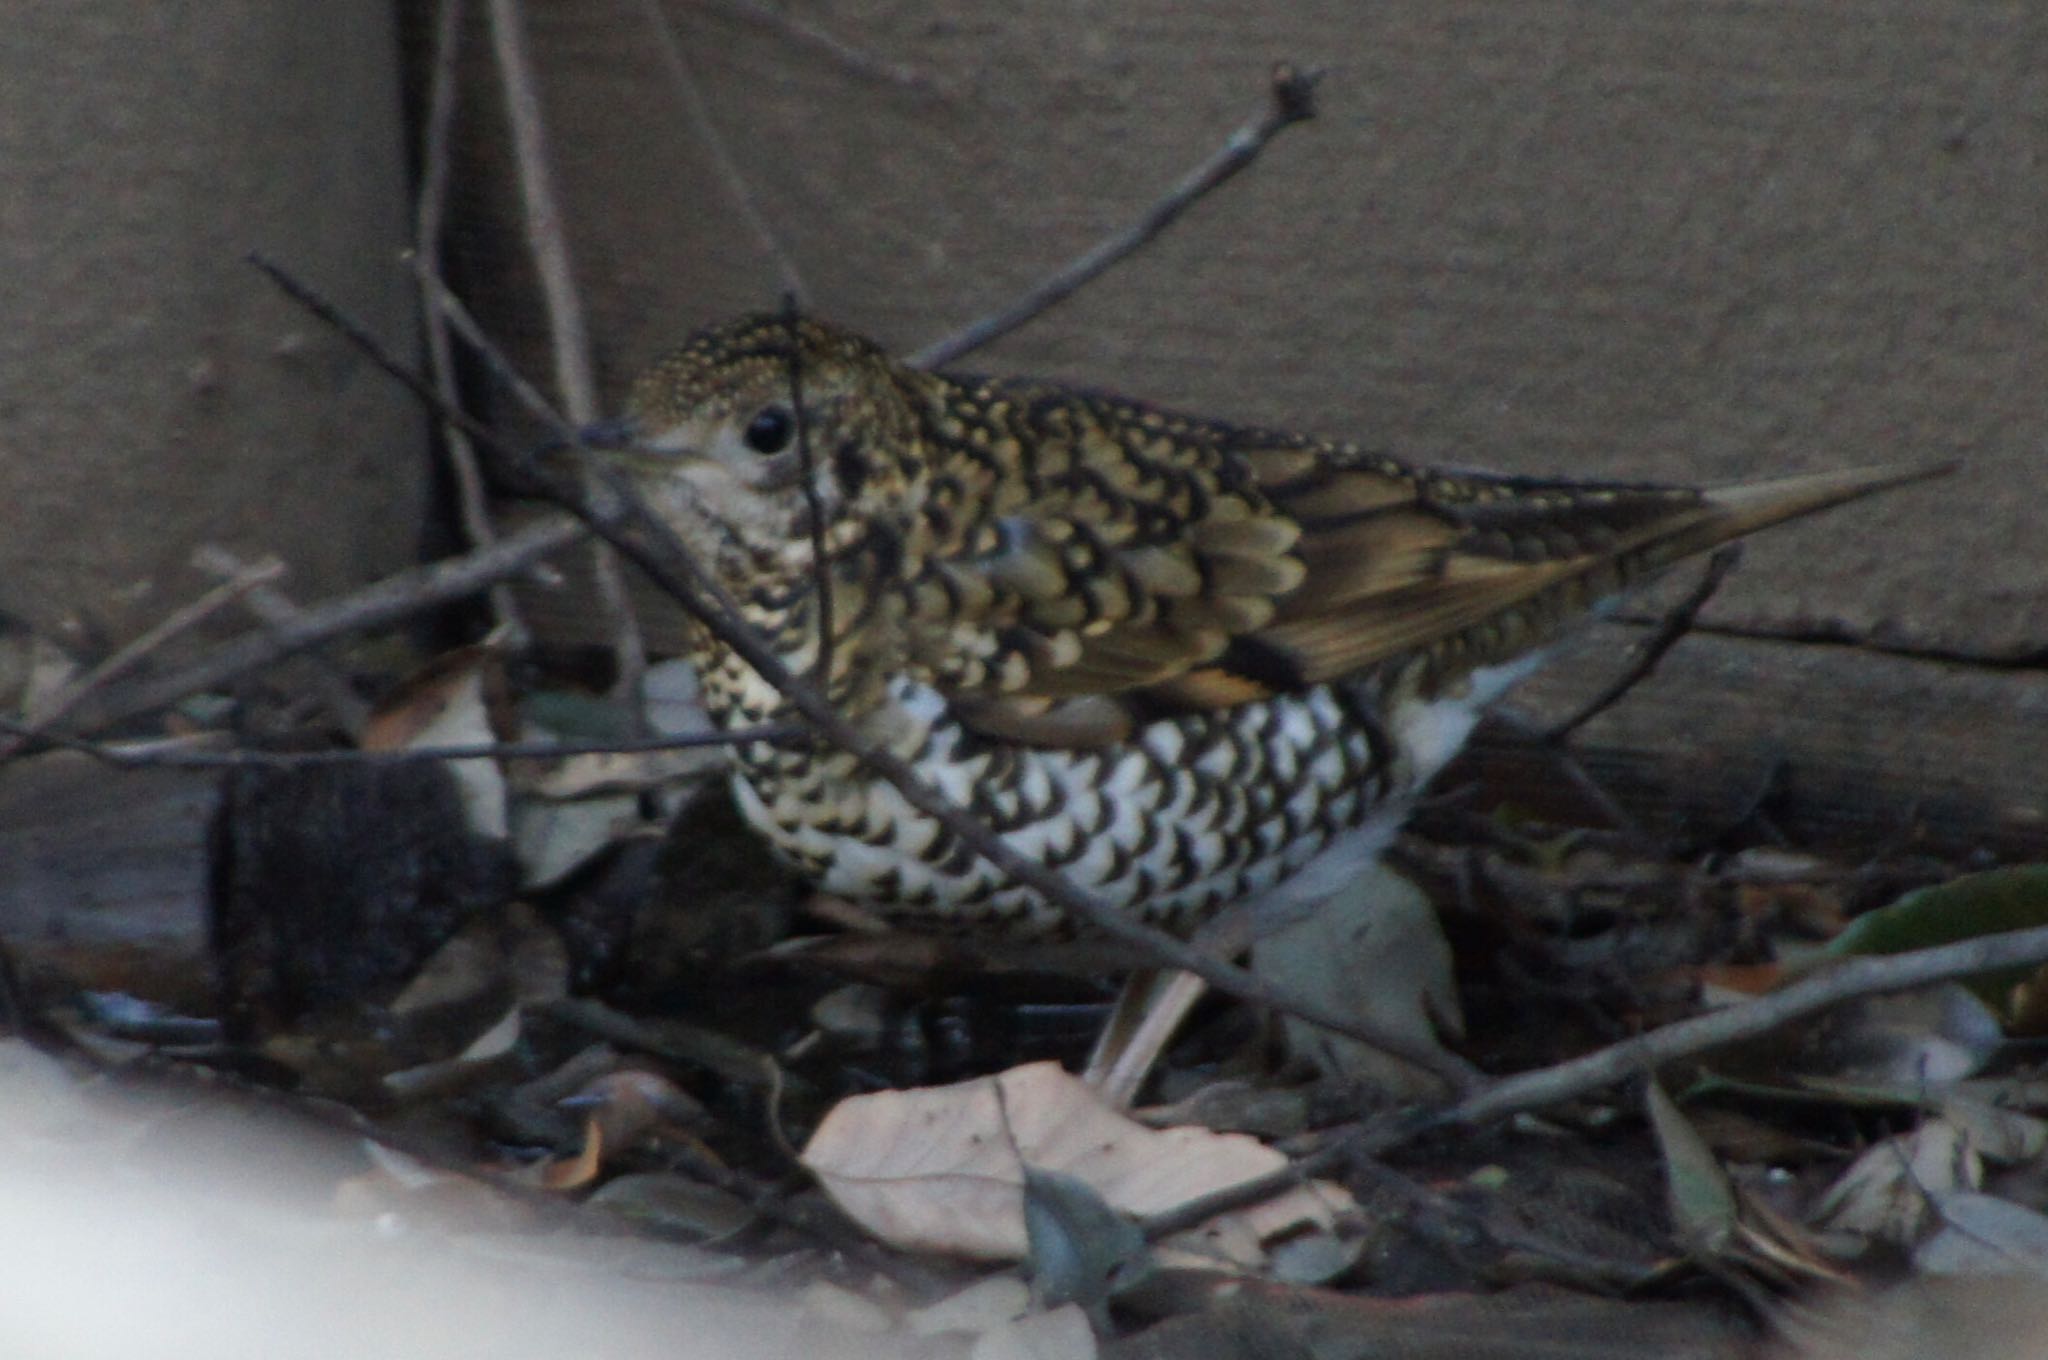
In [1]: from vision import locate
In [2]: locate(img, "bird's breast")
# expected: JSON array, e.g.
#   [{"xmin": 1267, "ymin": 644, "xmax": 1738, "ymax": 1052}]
[{"xmin": 719, "ymin": 675, "xmax": 1480, "ymax": 939}]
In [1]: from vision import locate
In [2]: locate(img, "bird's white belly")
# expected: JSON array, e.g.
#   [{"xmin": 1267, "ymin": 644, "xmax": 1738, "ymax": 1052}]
[{"xmin": 729, "ymin": 676, "xmax": 1419, "ymax": 937}]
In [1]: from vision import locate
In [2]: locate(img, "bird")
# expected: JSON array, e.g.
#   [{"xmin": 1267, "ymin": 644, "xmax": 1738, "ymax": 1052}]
[{"xmin": 597, "ymin": 313, "xmax": 1939, "ymax": 955}]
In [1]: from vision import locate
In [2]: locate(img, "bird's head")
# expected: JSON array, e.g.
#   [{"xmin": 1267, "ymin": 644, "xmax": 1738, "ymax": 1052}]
[
  {"xmin": 598, "ymin": 314, "xmax": 926, "ymax": 593},
  {"xmin": 587, "ymin": 314, "xmax": 938, "ymax": 702}
]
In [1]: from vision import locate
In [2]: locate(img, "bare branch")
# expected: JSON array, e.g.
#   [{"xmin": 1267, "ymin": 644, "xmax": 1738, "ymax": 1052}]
[
  {"xmin": 250, "ymin": 252, "xmax": 504, "ymax": 448},
  {"xmin": 485, "ymin": 0, "xmax": 645, "ymax": 707},
  {"xmin": 910, "ymin": 63, "xmax": 1324, "ymax": 370},
  {"xmin": 1544, "ymin": 545, "xmax": 1742, "ymax": 743},
  {"xmin": 1144, "ymin": 922, "xmax": 2048, "ymax": 1237},
  {"xmin": 416, "ymin": 0, "xmax": 528, "ymax": 645},
  {"xmin": 1436, "ymin": 924, "xmax": 2048, "ymax": 1132},
  {"xmin": 0, "ymin": 714, "xmax": 797, "ymax": 770},
  {"xmin": 192, "ymin": 545, "xmax": 372, "ymax": 738},
  {"xmin": 484, "ymin": 0, "xmax": 597, "ymax": 422},
  {"xmin": 54, "ymin": 517, "xmax": 588, "ymax": 738},
  {"xmin": 2, "ymin": 555, "xmax": 285, "ymax": 761},
  {"xmin": 417, "ymin": 270, "xmax": 568, "ymax": 439}
]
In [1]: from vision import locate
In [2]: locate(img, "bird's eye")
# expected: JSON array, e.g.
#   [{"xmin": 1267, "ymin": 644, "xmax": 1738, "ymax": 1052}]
[{"xmin": 742, "ymin": 405, "xmax": 795, "ymax": 455}]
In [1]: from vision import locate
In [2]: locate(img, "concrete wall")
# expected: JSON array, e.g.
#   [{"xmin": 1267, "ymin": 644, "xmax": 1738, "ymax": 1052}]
[{"xmin": 0, "ymin": 4, "xmax": 425, "ymax": 653}]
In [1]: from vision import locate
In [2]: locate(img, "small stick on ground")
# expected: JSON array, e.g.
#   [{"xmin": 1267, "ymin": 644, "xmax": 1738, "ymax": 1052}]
[
  {"xmin": 910, "ymin": 63, "xmax": 1325, "ymax": 370},
  {"xmin": 1436, "ymin": 921, "xmax": 2048, "ymax": 1130},
  {"xmin": 1141, "ymin": 919, "xmax": 2048, "ymax": 1237}
]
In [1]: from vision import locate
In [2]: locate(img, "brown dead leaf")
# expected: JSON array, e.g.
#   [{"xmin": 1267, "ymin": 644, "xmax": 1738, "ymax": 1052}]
[
  {"xmin": 800, "ymin": 1061, "xmax": 1352, "ymax": 1270},
  {"xmin": 536, "ymin": 1118, "xmax": 606, "ymax": 1191},
  {"xmin": 361, "ymin": 646, "xmax": 508, "ymax": 840},
  {"xmin": 565, "ymin": 1068, "xmax": 710, "ymax": 1148},
  {"xmin": 360, "ymin": 645, "xmax": 512, "ymax": 751}
]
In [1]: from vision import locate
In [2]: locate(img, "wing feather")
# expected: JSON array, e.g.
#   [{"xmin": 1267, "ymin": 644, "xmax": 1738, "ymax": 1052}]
[{"xmin": 904, "ymin": 375, "xmax": 1944, "ymax": 745}]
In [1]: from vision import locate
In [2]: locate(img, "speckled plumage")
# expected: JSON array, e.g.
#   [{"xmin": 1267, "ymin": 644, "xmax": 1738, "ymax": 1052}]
[{"xmin": 606, "ymin": 314, "xmax": 1930, "ymax": 940}]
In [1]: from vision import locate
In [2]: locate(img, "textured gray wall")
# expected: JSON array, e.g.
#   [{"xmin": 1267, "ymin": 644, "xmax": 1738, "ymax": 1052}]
[{"xmin": 0, "ymin": 5, "xmax": 424, "ymax": 651}]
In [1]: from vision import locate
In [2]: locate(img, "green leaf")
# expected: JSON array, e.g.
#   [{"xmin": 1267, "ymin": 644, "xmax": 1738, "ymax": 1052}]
[
  {"xmin": 1646, "ymin": 1080, "xmax": 1737, "ymax": 1259},
  {"xmin": 1826, "ymin": 866, "xmax": 2048, "ymax": 1009}
]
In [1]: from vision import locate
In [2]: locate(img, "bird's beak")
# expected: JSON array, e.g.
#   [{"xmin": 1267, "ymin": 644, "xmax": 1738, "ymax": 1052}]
[
  {"xmin": 527, "ymin": 419, "xmax": 638, "ymax": 474},
  {"xmin": 575, "ymin": 418, "xmax": 636, "ymax": 451},
  {"xmin": 534, "ymin": 416, "xmax": 688, "ymax": 475}
]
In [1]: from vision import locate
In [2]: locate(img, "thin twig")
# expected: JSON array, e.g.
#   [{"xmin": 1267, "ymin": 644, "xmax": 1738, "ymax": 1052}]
[
  {"xmin": 252, "ymin": 252, "xmax": 504, "ymax": 447},
  {"xmin": 1144, "ymin": 922, "xmax": 2048, "ymax": 1237},
  {"xmin": 637, "ymin": 0, "xmax": 807, "ymax": 301},
  {"xmin": 1, "ymin": 556, "xmax": 286, "ymax": 761},
  {"xmin": 192, "ymin": 545, "xmax": 372, "ymax": 738},
  {"xmin": 247, "ymin": 258, "xmax": 1484, "ymax": 1093},
  {"xmin": 485, "ymin": 0, "xmax": 598, "ymax": 422},
  {"xmin": 783, "ymin": 296, "xmax": 833, "ymax": 684},
  {"xmin": 1543, "ymin": 546, "xmax": 1742, "ymax": 743},
  {"xmin": 706, "ymin": 0, "xmax": 930, "ymax": 89},
  {"xmin": 485, "ymin": 0, "xmax": 646, "ymax": 709},
  {"xmin": 0, "ymin": 714, "xmax": 796, "ymax": 769},
  {"xmin": 416, "ymin": 0, "xmax": 528, "ymax": 644},
  {"xmin": 53, "ymin": 517, "xmax": 588, "ymax": 738},
  {"xmin": 417, "ymin": 271, "xmax": 565, "ymax": 438},
  {"xmin": 410, "ymin": 272, "xmax": 773, "ymax": 645},
  {"xmin": 909, "ymin": 63, "xmax": 1324, "ymax": 370},
  {"xmin": 1435, "ymin": 923, "xmax": 2048, "ymax": 1130}
]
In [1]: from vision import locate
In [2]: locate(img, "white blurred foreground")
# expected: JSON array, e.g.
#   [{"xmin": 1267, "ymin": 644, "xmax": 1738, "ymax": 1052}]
[{"xmin": 0, "ymin": 1041, "xmax": 903, "ymax": 1360}]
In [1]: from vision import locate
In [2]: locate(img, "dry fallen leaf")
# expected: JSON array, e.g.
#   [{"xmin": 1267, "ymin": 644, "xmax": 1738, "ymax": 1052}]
[
  {"xmin": 1808, "ymin": 1118, "xmax": 1979, "ymax": 1250},
  {"xmin": 1250, "ymin": 860, "xmax": 1462, "ymax": 1095},
  {"xmin": 1915, "ymin": 1191, "xmax": 2048, "ymax": 1279},
  {"xmin": 799, "ymin": 1061, "xmax": 1352, "ymax": 1271}
]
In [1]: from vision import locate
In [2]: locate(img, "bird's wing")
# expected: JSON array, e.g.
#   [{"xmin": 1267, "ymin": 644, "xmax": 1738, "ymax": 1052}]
[
  {"xmin": 913, "ymin": 387, "xmax": 1938, "ymax": 746},
  {"xmin": 1249, "ymin": 455, "xmax": 1943, "ymax": 692}
]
